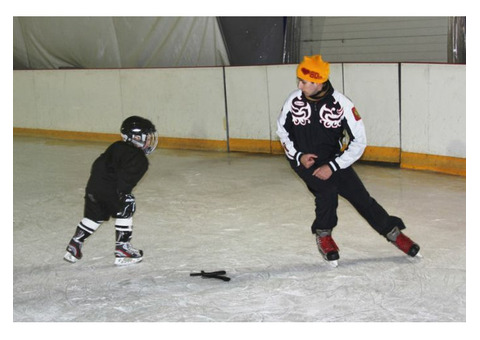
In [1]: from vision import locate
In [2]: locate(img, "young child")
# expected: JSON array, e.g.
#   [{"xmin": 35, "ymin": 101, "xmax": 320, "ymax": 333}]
[{"xmin": 64, "ymin": 116, "xmax": 158, "ymax": 266}]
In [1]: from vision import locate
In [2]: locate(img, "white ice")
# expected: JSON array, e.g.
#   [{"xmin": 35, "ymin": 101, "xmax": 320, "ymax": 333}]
[{"xmin": 12, "ymin": 136, "xmax": 467, "ymax": 331}]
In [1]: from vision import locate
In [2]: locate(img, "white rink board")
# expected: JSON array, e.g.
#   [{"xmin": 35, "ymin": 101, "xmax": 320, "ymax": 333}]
[
  {"xmin": 343, "ymin": 63, "xmax": 400, "ymax": 148},
  {"xmin": 119, "ymin": 67, "xmax": 227, "ymax": 141},
  {"xmin": 13, "ymin": 63, "xmax": 465, "ymax": 159},
  {"xmin": 14, "ymin": 69, "xmax": 123, "ymax": 133},
  {"xmin": 224, "ymin": 66, "xmax": 271, "ymax": 140},
  {"xmin": 401, "ymin": 63, "xmax": 466, "ymax": 158},
  {"xmin": 12, "ymin": 71, "xmax": 36, "ymax": 128}
]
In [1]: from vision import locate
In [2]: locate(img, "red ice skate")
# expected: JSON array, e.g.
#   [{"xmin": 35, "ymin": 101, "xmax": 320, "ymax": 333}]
[
  {"xmin": 387, "ymin": 227, "xmax": 421, "ymax": 257},
  {"xmin": 315, "ymin": 229, "xmax": 339, "ymax": 266}
]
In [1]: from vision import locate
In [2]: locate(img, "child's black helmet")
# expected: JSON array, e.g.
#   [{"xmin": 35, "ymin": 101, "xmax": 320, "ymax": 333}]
[{"xmin": 120, "ymin": 116, "xmax": 158, "ymax": 155}]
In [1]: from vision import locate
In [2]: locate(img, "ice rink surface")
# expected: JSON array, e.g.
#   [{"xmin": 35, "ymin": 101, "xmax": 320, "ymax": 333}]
[{"xmin": 12, "ymin": 136, "xmax": 470, "ymax": 336}]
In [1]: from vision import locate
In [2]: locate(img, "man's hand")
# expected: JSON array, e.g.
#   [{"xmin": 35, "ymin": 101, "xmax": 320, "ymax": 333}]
[
  {"xmin": 300, "ymin": 153, "xmax": 318, "ymax": 169},
  {"xmin": 313, "ymin": 164, "xmax": 333, "ymax": 180}
]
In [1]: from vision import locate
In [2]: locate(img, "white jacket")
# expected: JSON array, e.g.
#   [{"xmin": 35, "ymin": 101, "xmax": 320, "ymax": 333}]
[{"xmin": 276, "ymin": 87, "xmax": 367, "ymax": 171}]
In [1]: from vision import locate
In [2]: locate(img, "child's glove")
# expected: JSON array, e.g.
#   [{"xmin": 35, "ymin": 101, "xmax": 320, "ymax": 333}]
[{"xmin": 116, "ymin": 193, "xmax": 136, "ymax": 218}]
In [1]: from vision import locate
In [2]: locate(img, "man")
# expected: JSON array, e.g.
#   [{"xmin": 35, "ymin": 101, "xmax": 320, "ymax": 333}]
[{"xmin": 277, "ymin": 55, "xmax": 420, "ymax": 266}]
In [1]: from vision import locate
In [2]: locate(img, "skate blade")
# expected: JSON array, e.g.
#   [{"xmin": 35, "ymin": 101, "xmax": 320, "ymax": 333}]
[
  {"xmin": 64, "ymin": 252, "xmax": 78, "ymax": 263},
  {"xmin": 114, "ymin": 257, "xmax": 143, "ymax": 266},
  {"xmin": 414, "ymin": 252, "xmax": 423, "ymax": 258},
  {"xmin": 327, "ymin": 260, "xmax": 338, "ymax": 267}
]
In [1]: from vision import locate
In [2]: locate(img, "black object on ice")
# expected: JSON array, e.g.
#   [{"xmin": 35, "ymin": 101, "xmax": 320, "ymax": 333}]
[{"xmin": 190, "ymin": 270, "xmax": 231, "ymax": 282}]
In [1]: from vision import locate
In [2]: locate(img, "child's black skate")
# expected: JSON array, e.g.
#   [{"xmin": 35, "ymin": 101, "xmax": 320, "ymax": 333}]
[
  {"xmin": 64, "ymin": 226, "xmax": 90, "ymax": 263},
  {"xmin": 114, "ymin": 230, "xmax": 143, "ymax": 265},
  {"xmin": 115, "ymin": 242, "xmax": 143, "ymax": 265},
  {"xmin": 387, "ymin": 227, "xmax": 421, "ymax": 257},
  {"xmin": 64, "ymin": 239, "xmax": 83, "ymax": 263},
  {"xmin": 315, "ymin": 229, "xmax": 340, "ymax": 267}
]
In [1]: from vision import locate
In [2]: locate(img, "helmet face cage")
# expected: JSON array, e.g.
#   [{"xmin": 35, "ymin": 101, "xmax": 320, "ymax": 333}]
[{"xmin": 121, "ymin": 116, "xmax": 158, "ymax": 155}]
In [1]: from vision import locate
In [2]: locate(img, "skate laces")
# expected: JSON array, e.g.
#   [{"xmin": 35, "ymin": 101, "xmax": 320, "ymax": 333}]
[{"xmin": 116, "ymin": 242, "xmax": 142, "ymax": 257}]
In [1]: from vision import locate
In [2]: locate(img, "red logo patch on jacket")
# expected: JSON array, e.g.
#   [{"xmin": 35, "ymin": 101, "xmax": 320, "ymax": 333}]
[{"xmin": 352, "ymin": 107, "xmax": 361, "ymax": 121}]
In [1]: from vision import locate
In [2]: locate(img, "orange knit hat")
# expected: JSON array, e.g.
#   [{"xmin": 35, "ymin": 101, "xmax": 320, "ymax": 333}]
[{"xmin": 297, "ymin": 55, "xmax": 330, "ymax": 83}]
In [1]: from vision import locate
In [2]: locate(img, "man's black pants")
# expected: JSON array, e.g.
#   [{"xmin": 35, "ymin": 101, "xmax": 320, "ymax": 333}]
[{"xmin": 294, "ymin": 165, "xmax": 405, "ymax": 236}]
